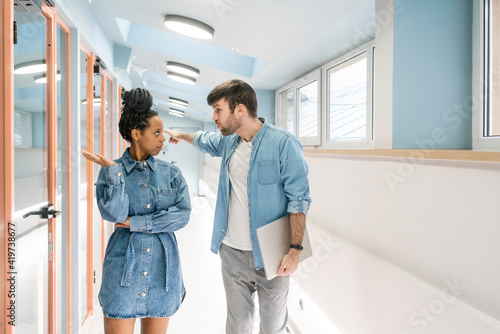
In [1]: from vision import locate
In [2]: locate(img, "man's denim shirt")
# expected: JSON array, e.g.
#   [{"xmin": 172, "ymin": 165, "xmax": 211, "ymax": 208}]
[{"xmin": 193, "ymin": 118, "xmax": 311, "ymax": 269}]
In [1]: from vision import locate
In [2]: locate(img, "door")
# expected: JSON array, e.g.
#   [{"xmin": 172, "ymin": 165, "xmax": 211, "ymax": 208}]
[
  {"xmin": 12, "ymin": 4, "xmax": 65, "ymax": 333},
  {"xmin": 13, "ymin": 5, "xmax": 51, "ymax": 334}
]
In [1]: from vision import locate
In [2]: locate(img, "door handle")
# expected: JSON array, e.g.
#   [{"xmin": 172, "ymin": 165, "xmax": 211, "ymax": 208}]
[{"xmin": 22, "ymin": 204, "xmax": 61, "ymax": 219}]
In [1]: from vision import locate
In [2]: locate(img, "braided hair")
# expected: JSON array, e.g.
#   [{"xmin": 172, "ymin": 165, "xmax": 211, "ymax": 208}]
[{"xmin": 119, "ymin": 88, "xmax": 158, "ymax": 142}]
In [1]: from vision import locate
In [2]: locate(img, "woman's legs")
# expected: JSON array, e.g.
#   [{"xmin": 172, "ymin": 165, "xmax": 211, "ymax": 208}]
[
  {"xmin": 104, "ymin": 317, "xmax": 136, "ymax": 334},
  {"xmin": 104, "ymin": 317, "xmax": 170, "ymax": 334},
  {"xmin": 141, "ymin": 317, "xmax": 170, "ymax": 334}
]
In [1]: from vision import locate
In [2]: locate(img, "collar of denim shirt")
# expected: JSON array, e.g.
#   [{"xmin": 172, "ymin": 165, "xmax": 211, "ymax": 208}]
[
  {"xmin": 249, "ymin": 117, "xmax": 268, "ymax": 145},
  {"xmin": 121, "ymin": 148, "xmax": 157, "ymax": 173}
]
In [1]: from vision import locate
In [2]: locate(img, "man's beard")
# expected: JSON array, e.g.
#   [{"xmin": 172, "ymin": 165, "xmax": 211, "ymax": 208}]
[{"xmin": 217, "ymin": 117, "xmax": 241, "ymax": 136}]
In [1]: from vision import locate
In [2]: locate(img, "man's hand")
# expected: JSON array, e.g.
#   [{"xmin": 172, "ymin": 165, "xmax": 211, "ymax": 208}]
[
  {"xmin": 81, "ymin": 151, "xmax": 116, "ymax": 167},
  {"xmin": 164, "ymin": 129, "xmax": 182, "ymax": 144},
  {"xmin": 276, "ymin": 248, "xmax": 301, "ymax": 276},
  {"xmin": 163, "ymin": 129, "xmax": 195, "ymax": 145},
  {"xmin": 115, "ymin": 217, "xmax": 130, "ymax": 229}
]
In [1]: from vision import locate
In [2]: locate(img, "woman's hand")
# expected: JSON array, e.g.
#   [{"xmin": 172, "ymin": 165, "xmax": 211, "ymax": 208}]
[
  {"xmin": 115, "ymin": 217, "xmax": 130, "ymax": 229},
  {"xmin": 81, "ymin": 151, "xmax": 116, "ymax": 167}
]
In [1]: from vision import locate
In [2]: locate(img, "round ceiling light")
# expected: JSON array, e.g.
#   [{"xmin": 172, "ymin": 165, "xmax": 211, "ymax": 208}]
[
  {"xmin": 14, "ymin": 60, "xmax": 47, "ymax": 74},
  {"xmin": 163, "ymin": 15, "xmax": 214, "ymax": 40},
  {"xmin": 34, "ymin": 72, "xmax": 61, "ymax": 84},
  {"xmin": 166, "ymin": 71, "xmax": 196, "ymax": 85},
  {"xmin": 166, "ymin": 62, "xmax": 199, "ymax": 77}
]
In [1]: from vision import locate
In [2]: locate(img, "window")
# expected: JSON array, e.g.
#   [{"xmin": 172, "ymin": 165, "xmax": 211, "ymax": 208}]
[
  {"xmin": 276, "ymin": 42, "xmax": 374, "ymax": 148},
  {"xmin": 298, "ymin": 78, "xmax": 319, "ymax": 139},
  {"xmin": 474, "ymin": 0, "xmax": 500, "ymax": 149},
  {"xmin": 276, "ymin": 68, "xmax": 321, "ymax": 146},
  {"xmin": 323, "ymin": 41, "xmax": 374, "ymax": 148},
  {"xmin": 485, "ymin": 0, "xmax": 500, "ymax": 137},
  {"xmin": 277, "ymin": 87, "xmax": 295, "ymax": 134}
]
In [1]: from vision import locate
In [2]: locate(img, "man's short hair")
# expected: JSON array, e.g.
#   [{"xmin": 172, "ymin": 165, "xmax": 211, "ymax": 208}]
[{"xmin": 207, "ymin": 79, "xmax": 258, "ymax": 118}]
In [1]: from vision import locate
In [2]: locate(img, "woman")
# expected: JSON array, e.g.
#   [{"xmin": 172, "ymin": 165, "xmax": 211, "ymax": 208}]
[{"xmin": 82, "ymin": 88, "xmax": 190, "ymax": 334}]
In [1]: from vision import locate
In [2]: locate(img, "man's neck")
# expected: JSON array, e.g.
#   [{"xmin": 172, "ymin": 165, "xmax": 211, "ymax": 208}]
[{"xmin": 236, "ymin": 117, "xmax": 263, "ymax": 142}]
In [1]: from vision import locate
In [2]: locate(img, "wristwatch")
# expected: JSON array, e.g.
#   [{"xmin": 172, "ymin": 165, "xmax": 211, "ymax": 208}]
[{"xmin": 290, "ymin": 244, "xmax": 303, "ymax": 251}]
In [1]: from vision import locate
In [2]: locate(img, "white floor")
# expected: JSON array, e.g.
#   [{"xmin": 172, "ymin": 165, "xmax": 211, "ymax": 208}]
[{"xmin": 85, "ymin": 196, "xmax": 263, "ymax": 334}]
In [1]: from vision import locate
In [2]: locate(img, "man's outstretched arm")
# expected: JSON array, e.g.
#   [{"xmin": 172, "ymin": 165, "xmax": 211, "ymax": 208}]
[{"xmin": 164, "ymin": 129, "xmax": 195, "ymax": 145}]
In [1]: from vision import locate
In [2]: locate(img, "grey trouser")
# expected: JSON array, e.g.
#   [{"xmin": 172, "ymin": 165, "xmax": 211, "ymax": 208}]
[{"xmin": 219, "ymin": 243, "xmax": 290, "ymax": 334}]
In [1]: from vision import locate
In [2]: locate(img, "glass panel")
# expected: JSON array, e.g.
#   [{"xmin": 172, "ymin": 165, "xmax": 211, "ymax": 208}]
[
  {"xmin": 298, "ymin": 80, "xmax": 318, "ymax": 138},
  {"xmin": 487, "ymin": 0, "xmax": 500, "ymax": 136},
  {"xmin": 328, "ymin": 54, "xmax": 367, "ymax": 142},
  {"xmin": 79, "ymin": 49, "xmax": 88, "ymax": 325},
  {"xmin": 13, "ymin": 10, "xmax": 48, "ymax": 334},
  {"xmin": 55, "ymin": 24, "xmax": 68, "ymax": 333},
  {"xmin": 279, "ymin": 89, "xmax": 295, "ymax": 134},
  {"xmin": 106, "ymin": 77, "xmax": 112, "ymax": 159},
  {"xmin": 105, "ymin": 77, "xmax": 113, "ymax": 238},
  {"xmin": 93, "ymin": 73, "xmax": 102, "ymax": 305}
]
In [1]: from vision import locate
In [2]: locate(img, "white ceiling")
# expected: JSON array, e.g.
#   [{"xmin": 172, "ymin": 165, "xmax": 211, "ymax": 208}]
[{"xmin": 90, "ymin": 0, "xmax": 375, "ymax": 122}]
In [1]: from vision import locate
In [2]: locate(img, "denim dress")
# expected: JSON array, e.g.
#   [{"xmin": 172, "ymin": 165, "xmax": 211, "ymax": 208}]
[{"xmin": 95, "ymin": 149, "xmax": 191, "ymax": 319}]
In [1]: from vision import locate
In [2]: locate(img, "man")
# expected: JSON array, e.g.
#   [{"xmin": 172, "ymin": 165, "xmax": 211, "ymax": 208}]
[{"xmin": 164, "ymin": 79, "xmax": 311, "ymax": 334}]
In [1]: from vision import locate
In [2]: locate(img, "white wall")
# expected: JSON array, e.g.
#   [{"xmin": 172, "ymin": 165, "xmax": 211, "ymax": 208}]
[
  {"xmin": 200, "ymin": 153, "xmax": 500, "ymax": 334},
  {"xmin": 294, "ymin": 154, "xmax": 500, "ymax": 334}
]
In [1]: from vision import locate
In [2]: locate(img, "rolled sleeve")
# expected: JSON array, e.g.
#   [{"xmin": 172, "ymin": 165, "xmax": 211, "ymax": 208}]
[
  {"xmin": 192, "ymin": 131, "xmax": 205, "ymax": 150},
  {"xmin": 280, "ymin": 136, "xmax": 312, "ymax": 216},
  {"xmin": 287, "ymin": 197, "xmax": 311, "ymax": 215}
]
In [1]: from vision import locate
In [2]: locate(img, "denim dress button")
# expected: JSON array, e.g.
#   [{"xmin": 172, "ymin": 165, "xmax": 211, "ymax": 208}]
[
  {"xmin": 145, "ymin": 248, "xmax": 151, "ymax": 252},
  {"xmin": 139, "ymin": 292, "xmax": 146, "ymax": 297},
  {"xmin": 142, "ymin": 271, "xmax": 148, "ymax": 275}
]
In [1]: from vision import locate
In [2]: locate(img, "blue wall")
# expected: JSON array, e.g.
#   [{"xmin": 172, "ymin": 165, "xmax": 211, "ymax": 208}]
[
  {"xmin": 393, "ymin": 0, "xmax": 473, "ymax": 149},
  {"xmin": 256, "ymin": 89, "xmax": 276, "ymax": 125}
]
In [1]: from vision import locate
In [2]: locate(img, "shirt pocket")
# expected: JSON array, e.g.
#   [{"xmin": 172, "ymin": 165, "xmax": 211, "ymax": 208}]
[
  {"xmin": 257, "ymin": 160, "xmax": 278, "ymax": 185},
  {"xmin": 157, "ymin": 188, "xmax": 177, "ymax": 210}
]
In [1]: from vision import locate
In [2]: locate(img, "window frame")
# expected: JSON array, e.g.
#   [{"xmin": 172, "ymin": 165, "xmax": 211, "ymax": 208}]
[
  {"xmin": 322, "ymin": 40, "xmax": 375, "ymax": 149},
  {"xmin": 276, "ymin": 68, "xmax": 322, "ymax": 146},
  {"xmin": 275, "ymin": 85, "xmax": 296, "ymax": 135},
  {"xmin": 473, "ymin": 0, "xmax": 500, "ymax": 150},
  {"xmin": 296, "ymin": 68, "xmax": 321, "ymax": 146}
]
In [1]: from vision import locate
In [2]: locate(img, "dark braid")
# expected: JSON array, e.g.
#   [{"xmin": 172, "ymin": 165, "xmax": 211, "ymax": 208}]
[{"xmin": 119, "ymin": 88, "xmax": 158, "ymax": 142}]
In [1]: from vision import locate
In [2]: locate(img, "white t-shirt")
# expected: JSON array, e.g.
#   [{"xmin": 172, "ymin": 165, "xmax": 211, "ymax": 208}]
[{"xmin": 222, "ymin": 138, "xmax": 253, "ymax": 251}]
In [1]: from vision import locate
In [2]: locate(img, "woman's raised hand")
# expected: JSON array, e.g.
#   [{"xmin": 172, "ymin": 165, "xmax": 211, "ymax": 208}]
[{"xmin": 81, "ymin": 151, "xmax": 116, "ymax": 167}]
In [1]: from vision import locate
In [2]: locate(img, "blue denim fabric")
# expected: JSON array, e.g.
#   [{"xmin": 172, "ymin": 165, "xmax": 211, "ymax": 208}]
[
  {"xmin": 193, "ymin": 118, "xmax": 311, "ymax": 269},
  {"xmin": 96, "ymin": 148, "xmax": 191, "ymax": 319}
]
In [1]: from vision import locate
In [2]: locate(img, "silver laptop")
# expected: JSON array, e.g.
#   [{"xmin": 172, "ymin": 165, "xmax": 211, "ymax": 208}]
[{"xmin": 256, "ymin": 215, "xmax": 313, "ymax": 280}]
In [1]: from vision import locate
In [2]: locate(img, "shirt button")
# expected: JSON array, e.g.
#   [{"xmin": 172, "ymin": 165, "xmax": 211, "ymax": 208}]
[
  {"xmin": 116, "ymin": 172, "xmax": 122, "ymax": 176},
  {"xmin": 139, "ymin": 293, "xmax": 146, "ymax": 297},
  {"xmin": 299, "ymin": 197, "xmax": 302, "ymax": 200},
  {"xmin": 142, "ymin": 271, "xmax": 148, "ymax": 275},
  {"xmin": 138, "ymin": 228, "xmax": 142, "ymax": 231},
  {"xmin": 222, "ymin": 229, "xmax": 225, "ymax": 232},
  {"xmin": 144, "ymin": 204, "xmax": 151, "ymax": 208},
  {"xmin": 141, "ymin": 184, "xmax": 148, "ymax": 187},
  {"xmin": 145, "ymin": 248, "xmax": 151, "ymax": 252}
]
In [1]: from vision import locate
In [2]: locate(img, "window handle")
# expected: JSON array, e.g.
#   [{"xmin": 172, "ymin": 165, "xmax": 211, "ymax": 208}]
[{"xmin": 22, "ymin": 204, "xmax": 61, "ymax": 219}]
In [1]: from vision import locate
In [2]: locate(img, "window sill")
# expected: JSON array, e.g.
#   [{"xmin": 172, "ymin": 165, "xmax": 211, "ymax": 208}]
[{"xmin": 303, "ymin": 148, "xmax": 500, "ymax": 163}]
